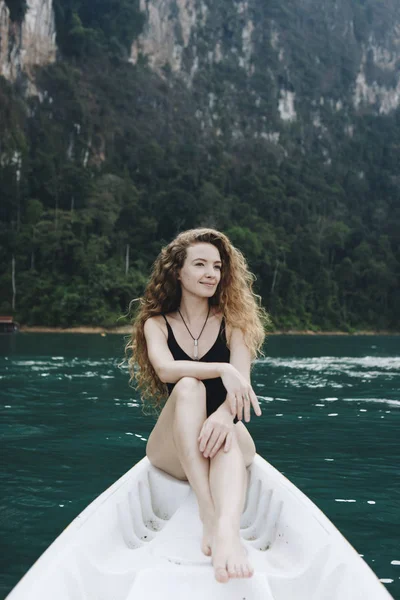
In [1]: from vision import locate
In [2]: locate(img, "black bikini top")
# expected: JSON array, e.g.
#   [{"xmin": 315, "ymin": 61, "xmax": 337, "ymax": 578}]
[{"xmin": 161, "ymin": 314, "xmax": 230, "ymax": 363}]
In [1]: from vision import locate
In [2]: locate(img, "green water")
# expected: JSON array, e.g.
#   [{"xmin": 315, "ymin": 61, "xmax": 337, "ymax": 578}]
[{"xmin": 1, "ymin": 334, "xmax": 399, "ymax": 599}]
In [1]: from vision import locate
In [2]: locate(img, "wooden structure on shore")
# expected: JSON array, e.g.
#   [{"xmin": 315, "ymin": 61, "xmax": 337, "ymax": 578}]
[{"xmin": 0, "ymin": 316, "xmax": 19, "ymax": 333}]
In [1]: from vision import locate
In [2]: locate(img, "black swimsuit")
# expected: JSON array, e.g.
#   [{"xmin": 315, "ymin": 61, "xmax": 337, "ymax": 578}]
[{"xmin": 162, "ymin": 314, "xmax": 235, "ymax": 420}]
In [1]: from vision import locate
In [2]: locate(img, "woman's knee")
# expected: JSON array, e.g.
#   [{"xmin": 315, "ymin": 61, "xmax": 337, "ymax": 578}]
[
  {"xmin": 173, "ymin": 378, "xmax": 206, "ymax": 422},
  {"xmin": 174, "ymin": 377, "xmax": 206, "ymax": 399}
]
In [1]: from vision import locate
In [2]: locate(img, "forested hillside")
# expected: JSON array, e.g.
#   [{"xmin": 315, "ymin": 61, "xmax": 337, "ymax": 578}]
[{"xmin": 0, "ymin": 0, "xmax": 399, "ymax": 330}]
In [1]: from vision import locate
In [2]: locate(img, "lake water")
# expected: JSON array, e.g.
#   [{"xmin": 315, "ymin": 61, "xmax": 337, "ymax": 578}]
[{"xmin": 1, "ymin": 333, "xmax": 399, "ymax": 599}]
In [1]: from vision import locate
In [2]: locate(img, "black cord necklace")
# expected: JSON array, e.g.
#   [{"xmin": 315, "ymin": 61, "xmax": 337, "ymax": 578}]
[{"xmin": 178, "ymin": 306, "xmax": 211, "ymax": 360}]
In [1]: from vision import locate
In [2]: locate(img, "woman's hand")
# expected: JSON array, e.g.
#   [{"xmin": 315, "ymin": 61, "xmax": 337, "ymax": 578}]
[
  {"xmin": 198, "ymin": 406, "xmax": 235, "ymax": 459},
  {"xmin": 220, "ymin": 364, "xmax": 261, "ymax": 422}
]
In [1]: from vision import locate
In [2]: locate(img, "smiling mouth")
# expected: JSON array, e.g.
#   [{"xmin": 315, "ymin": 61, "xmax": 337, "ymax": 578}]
[{"xmin": 201, "ymin": 282, "xmax": 216, "ymax": 286}]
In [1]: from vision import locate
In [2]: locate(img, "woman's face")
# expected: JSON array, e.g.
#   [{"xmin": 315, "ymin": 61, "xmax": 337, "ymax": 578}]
[{"xmin": 178, "ymin": 243, "xmax": 222, "ymax": 298}]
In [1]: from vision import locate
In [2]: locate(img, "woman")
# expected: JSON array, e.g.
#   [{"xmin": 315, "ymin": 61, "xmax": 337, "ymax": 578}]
[{"xmin": 127, "ymin": 228, "xmax": 268, "ymax": 584}]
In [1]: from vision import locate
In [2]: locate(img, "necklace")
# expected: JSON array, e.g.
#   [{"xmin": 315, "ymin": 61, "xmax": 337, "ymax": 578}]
[{"xmin": 178, "ymin": 306, "xmax": 211, "ymax": 360}]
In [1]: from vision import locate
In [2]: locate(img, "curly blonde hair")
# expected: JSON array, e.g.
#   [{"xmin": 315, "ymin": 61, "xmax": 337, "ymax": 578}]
[{"xmin": 125, "ymin": 228, "xmax": 270, "ymax": 410}]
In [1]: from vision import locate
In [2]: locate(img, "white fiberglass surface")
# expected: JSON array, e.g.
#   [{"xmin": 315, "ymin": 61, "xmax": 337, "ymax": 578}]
[{"xmin": 6, "ymin": 455, "xmax": 393, "ymax": 600}]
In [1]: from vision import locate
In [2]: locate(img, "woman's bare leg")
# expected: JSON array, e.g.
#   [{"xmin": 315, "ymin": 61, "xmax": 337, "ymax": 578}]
[
  {"xmin": 146, "ymin": 379, "xmax": 256, "ymax": 569},
  {"xmin": 146, "ymin": 377, "xmax": 214, "ymax": 554},
  {"xmin": 209, "ymin": 430, "xmax": 253, "ymax": 583},
  {"xmin": 172, "ymin": 378, "xmax": 216, "ymax": 554}
]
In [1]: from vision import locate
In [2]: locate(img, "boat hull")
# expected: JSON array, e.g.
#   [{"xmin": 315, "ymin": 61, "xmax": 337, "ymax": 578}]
[{"xmin": 6, "ymin": 454, "xmax": 394, "ymax": 600}]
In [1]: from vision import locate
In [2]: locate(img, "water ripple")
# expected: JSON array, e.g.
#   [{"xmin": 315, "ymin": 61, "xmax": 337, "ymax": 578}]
[{"xmin": 258, "ymin": 356, "xmax": 400, "ymax": 373}]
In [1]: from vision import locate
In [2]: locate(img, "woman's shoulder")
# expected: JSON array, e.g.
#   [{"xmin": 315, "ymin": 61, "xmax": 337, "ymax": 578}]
[
  {"xmin": 145, "ymin": 310, "xmax": 183, "ymax": 328},
  {"xmin": 223, "ymin": 318, "xmax": 245, "ymax": 346},
  {"xmin": 144, "ymin": 314, "xmax": 168, "ymax": 336}
]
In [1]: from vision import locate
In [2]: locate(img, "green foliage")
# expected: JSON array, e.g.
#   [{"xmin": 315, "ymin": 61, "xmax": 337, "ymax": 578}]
[
  {"xmin": 0, "ymin": 1, "xmax": 399, "ymax": 330},
  {"xmin": 53, "ymin": 0, "xmax": 144, "ymax": 58}
]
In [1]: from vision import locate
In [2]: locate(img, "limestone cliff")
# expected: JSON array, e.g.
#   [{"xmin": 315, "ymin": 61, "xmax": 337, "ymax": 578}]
[
  {"xmin": 0, "ymin": 0, "xmax": 56, "ymax": 89},
  {"xmin": 131, "ymin": 0, "xmax": 400, "ymax": 123}
]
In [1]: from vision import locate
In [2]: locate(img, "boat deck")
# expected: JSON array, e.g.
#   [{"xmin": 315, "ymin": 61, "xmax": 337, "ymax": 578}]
[{"xmin": 6, "ymin": 455, "xmax": 393, "ymax": 600}]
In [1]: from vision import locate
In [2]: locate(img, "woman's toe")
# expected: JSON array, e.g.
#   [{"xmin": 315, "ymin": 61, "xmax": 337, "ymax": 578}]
[
  {"xmin": 215, "ymin": 566, "xmax": 229, "ymax": 583},
  {"xmin": 242, "ymin": 565, "xmax": 249, "ymax": 578}
]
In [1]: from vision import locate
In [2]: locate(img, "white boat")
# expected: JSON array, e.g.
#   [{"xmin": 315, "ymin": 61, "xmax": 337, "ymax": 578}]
[{"xmin": 6, "ymin": 454, "xmax": 394, "ymax": 600}]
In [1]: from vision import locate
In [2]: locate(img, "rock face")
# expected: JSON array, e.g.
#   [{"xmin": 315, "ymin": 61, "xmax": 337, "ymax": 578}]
[
  {"xmin": 0, "ymin": 0, "xmax": 56, "ymax": 86},
  {"xmin": 354, "ymin": 40, "xmax": 400, "ymax": 115},
  {"xmin": 1, "ymin": 0, "xmax": 399, "ymax": 154},
  {"xmin": 130, "ymin": 0, "xmax": 400, "ymax": 119},
  {"xmin": 1, "ymin": 0, "xmax": 399, "ymax": 120},
  {"xmin": 131, "ymin": 0, "xmax": 204, "ymax": 75}
]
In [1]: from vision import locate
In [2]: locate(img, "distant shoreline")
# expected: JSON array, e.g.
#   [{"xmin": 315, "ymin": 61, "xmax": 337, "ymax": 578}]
[{"xmin": 18, "ymin": 325, "xmax": 400, "ymax": 335}]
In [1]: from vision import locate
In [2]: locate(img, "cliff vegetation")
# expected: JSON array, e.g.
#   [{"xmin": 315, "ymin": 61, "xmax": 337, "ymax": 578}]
[{"xmin": 0, "ymin": 0, "xmax": 399, "ymax": 331}]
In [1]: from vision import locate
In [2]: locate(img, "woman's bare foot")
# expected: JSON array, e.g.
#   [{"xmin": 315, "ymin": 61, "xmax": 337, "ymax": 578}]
[
  {"xmin": 200, "ymin": 513, "xmax": 214, "ymax": 556},
  {"xmin": 211, "ymin": 517, "xmax": 254, "ymax": 583}
]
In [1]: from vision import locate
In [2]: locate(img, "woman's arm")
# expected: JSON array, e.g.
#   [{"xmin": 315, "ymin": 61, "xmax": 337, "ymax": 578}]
[
  {"xmin": 228, "ymin": 325, "xmax": 252, "ymax": 383},
  {"xmin": 198, "ymin": 325, "xmax": 261, "ymax": 458},
  {"xmin": 144, "ymin": 317, "xmax": 226, "ymax": 383},
  {"xmin": 216, "ymin": 325, "xmax": 260, "ymax": 421}
]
